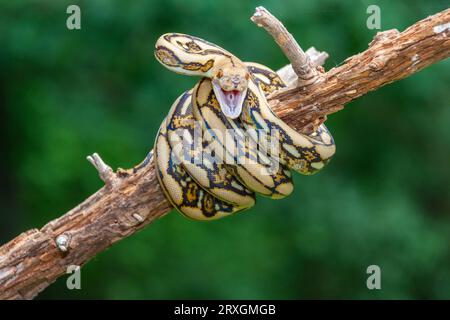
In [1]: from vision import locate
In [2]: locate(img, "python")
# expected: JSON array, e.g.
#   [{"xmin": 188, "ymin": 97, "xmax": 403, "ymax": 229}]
[
  {"xmin": 168, "ymin": 124, "xmax": 282, "ymax": 169},
  {"xmin": 153, "ymin": 33, "xmax": 335, "ymax": 220}
]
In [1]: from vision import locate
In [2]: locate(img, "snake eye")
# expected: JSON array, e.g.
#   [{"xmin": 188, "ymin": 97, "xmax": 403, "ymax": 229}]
[{"xmin": 217, "ymin": 69, "xmax": 223, "ymax": 78}]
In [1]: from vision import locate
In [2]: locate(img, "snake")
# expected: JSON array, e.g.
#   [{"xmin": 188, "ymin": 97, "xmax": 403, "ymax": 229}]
[{"xmin": 153, "ymin": 33, "xmax": 336, "ymax": 221}]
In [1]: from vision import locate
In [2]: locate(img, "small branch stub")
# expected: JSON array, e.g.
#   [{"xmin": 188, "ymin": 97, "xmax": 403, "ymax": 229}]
[
  {"xmin": 277, "ymin": 46, "xmax": 329, "ymax": 87},
  {"xmin": 87, "ymin": 153, "xmax": 119, "ymax": 188},
  {"xmin": 55, "ymin": 234, "xmax": 70, "ymax": 252},
  {"xmin": 251, "ymin": 6, "xmax": 320, "ymax": 85},
  {"xmin": 305, "ymin": 47, "xmax": 329, "ymax": 68},
  {"xmin": 132, "ymin": 213, "xmax": 145, "ymax": 223}
]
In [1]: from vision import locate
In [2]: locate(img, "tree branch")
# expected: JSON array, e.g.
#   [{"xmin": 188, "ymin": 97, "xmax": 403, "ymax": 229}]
[
  {"xmin": 1, "ymin": 7, "xmax": 449, "ymax": 300},
  {"xmin": 270, "ymin": 9, "xmax": 450, "ymax": 132},
  {"xmin": 251, "ymin": 6, "xmax": 320, "ymax": 85}
]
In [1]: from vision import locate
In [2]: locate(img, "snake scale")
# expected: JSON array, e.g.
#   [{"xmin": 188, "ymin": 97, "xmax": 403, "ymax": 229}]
[{"xmin": 153, "ymin": 33, "xmax": 336, "ymax": 220}]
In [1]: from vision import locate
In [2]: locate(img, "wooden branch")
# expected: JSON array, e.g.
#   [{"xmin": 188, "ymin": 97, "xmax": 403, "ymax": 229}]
[
  {"xmin": 269, "ymin": 9, "xmax": 450, "ymax": 132},
  {"xmin": 277, "ymin": 47, "xmax": 329, "ymax": 87},
  {"xmin": 251, "ymin": 6, "xmax": 320, "ymax": 84},
  {"xmin": 86, "ymin": 153, "xmax": 120, "ymax": 188},
  {"xmin": 1, "ymin": 7, "xmax": 449, "ymax": 300}
]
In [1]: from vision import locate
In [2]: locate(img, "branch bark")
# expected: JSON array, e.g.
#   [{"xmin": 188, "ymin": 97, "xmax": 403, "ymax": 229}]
[
  {"xmin": 251, "ymin": 6, "xmax": 320, "ymax": 84},
  {"xmin": 1, "ymin": 7, "xmax": 449, "ymax": 300},
  {"xmin": 271, "ymin": 9, "xmax": 450, "ymax": 132}
]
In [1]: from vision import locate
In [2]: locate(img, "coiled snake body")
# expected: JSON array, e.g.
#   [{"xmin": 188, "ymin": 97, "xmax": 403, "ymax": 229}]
[{"xmin": 154, "ymin": 33, "xmax": 336, "ymax": 220}]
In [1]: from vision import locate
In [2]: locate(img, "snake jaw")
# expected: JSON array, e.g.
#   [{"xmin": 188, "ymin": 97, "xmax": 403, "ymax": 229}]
[{"xmin": 212, "ymin": 82, "xmax": 247, "ymax": 119}]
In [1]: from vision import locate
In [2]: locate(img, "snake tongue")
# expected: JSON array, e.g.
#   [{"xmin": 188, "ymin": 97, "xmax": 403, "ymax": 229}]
[{"xmin": 213, "ymin": 83, "xmax": 247, "ymax": 119}]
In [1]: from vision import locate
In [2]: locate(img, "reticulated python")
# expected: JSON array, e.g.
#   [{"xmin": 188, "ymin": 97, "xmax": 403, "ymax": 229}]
[{"xmin": 153, "ymin": 33, "xmax": 336, "ymax": 220}]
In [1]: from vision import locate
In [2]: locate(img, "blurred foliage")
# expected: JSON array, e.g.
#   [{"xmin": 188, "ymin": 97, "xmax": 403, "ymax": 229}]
[{"xmin": 1, "ymin": 0, "xmax": 449, "ymax": 299}]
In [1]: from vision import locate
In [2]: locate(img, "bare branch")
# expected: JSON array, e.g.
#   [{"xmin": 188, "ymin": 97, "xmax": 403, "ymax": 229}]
[
  {"xmin": 277, "ymin": 47, "xmax": 329, "ymax": 87},
  {"xmin": 251, "ymin": 6, "xmax": 319, "ymax": 85},
  {"xmin": 86, "ymin": 153, "xmax": 119, "ymax": 188}
]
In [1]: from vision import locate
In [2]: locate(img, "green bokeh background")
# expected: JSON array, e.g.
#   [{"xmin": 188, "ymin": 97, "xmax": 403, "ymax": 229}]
[{"xmin": 1, "ymin": 0, "xmax": 449, "ymax": 299}]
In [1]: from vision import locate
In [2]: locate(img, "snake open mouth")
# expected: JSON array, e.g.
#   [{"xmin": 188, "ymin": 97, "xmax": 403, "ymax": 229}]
[{"xmin": 212, "ymin": 82, "xmax": 247, "ymax": 119}]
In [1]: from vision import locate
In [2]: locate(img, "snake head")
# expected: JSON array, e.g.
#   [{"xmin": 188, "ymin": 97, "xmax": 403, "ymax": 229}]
[{"xmin": 212, "ymin": 63, "xmax": 250, "ymax": 119}]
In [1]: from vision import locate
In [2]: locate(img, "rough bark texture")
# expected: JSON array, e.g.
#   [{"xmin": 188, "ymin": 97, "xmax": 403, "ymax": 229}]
[
  {"xmin": 251, "ymin": 6, "xmax": 320, "ymax": 84},
  {"xmin": 272, "ymin": 9, "xmax": 450, "ymax": 132},
  {"xmin": 0, "ymin": 160, "xmax": 169, "ymax": 299},
  {"xmin": 0, "ymin": 8, "xmax": 449, "ymax": 300}
]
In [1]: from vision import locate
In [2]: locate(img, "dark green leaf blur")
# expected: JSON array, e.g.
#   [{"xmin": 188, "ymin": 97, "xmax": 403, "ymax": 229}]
[{"xmin": 1, "ymin": 0, "xmax": 449, "ymax": 299}]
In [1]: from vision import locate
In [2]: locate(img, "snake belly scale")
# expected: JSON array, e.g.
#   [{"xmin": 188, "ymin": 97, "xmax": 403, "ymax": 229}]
[{"xmin": 153, "ymin": 33, "xmax": 336, "ymax": 220}]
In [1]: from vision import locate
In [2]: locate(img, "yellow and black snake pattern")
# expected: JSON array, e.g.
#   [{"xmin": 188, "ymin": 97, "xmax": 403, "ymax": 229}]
[{"xmin": 153, "ymin": 33, "xmax": 336, "ymax": 220}]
